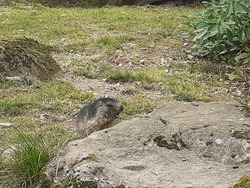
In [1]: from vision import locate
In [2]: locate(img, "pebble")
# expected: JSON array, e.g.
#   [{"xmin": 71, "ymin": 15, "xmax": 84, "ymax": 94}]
[
  {"xmin": 215, "ymin": 139, "xmax": 223, "ymax": 145},
  {"xmin": 6, "ymin": 76, "xmax": 22, "ymax": 81},
  {"xmin": 0, "ymin": 123, "xmax": 13, "ymax": 128}
]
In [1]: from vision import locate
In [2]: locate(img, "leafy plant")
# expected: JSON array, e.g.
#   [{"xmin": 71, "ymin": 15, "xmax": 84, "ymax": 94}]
[{"xmin": 184, "ymin": 0, "xmax": 250, "ymax": 80}]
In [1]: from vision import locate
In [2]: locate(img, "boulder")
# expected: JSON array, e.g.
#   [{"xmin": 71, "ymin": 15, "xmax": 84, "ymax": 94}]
[
  {"xmin": 0, "ymin": 38, "xmax": 62, "ymax": 81},
  {"xmin": 45, "ymin": 101, "xmax": 250, "ymax": 188}
]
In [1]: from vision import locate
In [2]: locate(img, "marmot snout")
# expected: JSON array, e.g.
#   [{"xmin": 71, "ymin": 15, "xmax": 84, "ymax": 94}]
[{"xmin": 76, "ymin": 98, "xmax": 123, "ymax": 136}]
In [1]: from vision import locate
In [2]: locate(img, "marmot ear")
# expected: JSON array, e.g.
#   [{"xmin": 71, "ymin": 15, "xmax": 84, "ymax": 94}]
[{"xmin": 96, "ymin": 101, "xmax": 104, "ymax": 107}]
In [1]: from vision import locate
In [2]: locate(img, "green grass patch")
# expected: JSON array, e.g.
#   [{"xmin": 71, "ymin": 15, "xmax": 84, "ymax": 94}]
[
  {"xmin": 5, "ymin": 131, "xmax": 50, "ymax": 186},
  {"xmin": 98, "ymin": 35, "xmax": 135, "ymax": 51},
  {"xmin": 0, "ymin": 5, "xmax": 197, "ymax": 52},
  {"xmin": 30, "ymin": 82, "xmax": 94, "ymax": 112},
  {"xmin": 71, "ymin": 58, "xmax": 114, "ymax": 78},
  {"xmin": 0, "ymin": 81, "xmax": 95, "ymax": 114},
  {"xmin": 0, "ymin": 100, "xmax": 27, "ymax": 117},
  {"xmin": 0, "ymin": 75, "xmax": 33, "ymax": 89},
  {"xmin": 119, "ymin": 92, "xmax": 168, "ymax": 120},
  {"xmin": 107, "ymin": 69, "xmax": 164, "ymax": 83},
  {"xmin": 37, "ymin": 125, "xmax": 80, "ymax": 149},
  {"xmin": 1, "ymin": 125, "xmax": 78, "ymax": 187},
  {"xmin": 107, "ymin": 68, "xmax": 214, "ymax": 102}
]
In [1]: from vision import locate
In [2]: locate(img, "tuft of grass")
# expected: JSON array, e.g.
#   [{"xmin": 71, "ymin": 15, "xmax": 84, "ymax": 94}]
[
  {"xmin": 1, "ymin": 126, "xmax": 78, "ymax": 187},
  {"xmin": 98, "ymin": 35, "xmax": 135, "ymax": 51},
  {"xmin": 5, "ymin": 131, "xmax": 50, "ymax": 187},
  {"xmin": 107, "ymin": 69, "xmax": 164, "ymax": 83},
  {"xmin": 0, "ymin": 100, "xmax": 27, "ymax": 117}
]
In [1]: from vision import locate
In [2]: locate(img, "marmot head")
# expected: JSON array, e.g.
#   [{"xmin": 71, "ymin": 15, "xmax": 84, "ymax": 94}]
[{"xmin": 95, "ymin": 98, "xmax": 123, "ymax": 119}]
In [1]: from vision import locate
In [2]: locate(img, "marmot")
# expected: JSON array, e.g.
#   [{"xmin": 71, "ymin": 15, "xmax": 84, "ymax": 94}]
[{"xmin": 76, "ymin": 98, "xmax": 124, "ymax": 136}]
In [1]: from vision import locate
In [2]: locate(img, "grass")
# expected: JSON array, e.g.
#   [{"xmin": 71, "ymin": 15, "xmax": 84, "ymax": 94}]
[
  {"xmin": 0, "ymin": 4, "xmax": 196, "ymax": 53},
  {"xmin": 119, "ymin": 92, "xmax": 166, "ymax": 120},
  {"xmin": 0, "ymin": 100, "xmax": 27, "ymax": 116},
  {"xmin": 0, "ymin": 81, "xmax": 95, "ymax": 116},
  {"xmin": 70, "ymin": 58, "xmax": 114, "ymax": 78},
  {"xmin": 0, "ymin": 126, "xmax": 78, "ymax": 187},
  {"xmin": 9, "ymin": 131, "xmax": 50, "ymax": 186}
]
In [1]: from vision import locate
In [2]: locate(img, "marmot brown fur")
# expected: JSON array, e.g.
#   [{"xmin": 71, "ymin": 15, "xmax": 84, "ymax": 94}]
[{"xmin": 76, "ymin": 98, "xmax": 123, "ymax": 136}]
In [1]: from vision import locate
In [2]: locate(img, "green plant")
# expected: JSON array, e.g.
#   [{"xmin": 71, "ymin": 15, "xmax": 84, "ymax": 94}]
[
  {"xmin": 234, "ymin": 175, "xmax": 250, "ymax": 188},
  {"xmin": 107, "ymin": 69, "xmax": 164, "ymax": 83},
  {"xmin": 119, "ymin": 92, "xmax": 164, "ymax": 120},
  {"xmin": 184, "ymin": 0, "xmax": 250, "ymax": 79},
  {"xmin": 7, "ymin": 131, "xmax": 50, "ymax": 186},
  {"xmin": 0, "ymin": 100, "xmax": 27, "ymax": 116}
]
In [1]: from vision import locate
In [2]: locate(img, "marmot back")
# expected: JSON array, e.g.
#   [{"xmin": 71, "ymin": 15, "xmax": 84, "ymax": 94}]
[{"xmin": 76, "ymin": 98, "xmax": 123, "ymax": 136}]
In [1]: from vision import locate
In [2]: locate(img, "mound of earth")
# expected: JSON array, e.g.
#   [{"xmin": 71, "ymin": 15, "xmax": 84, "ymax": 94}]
[
  {"xmin": 44, "ymin": 101, "xmax": 250, "ymax": 188},
  {"xmin": 0, "ymin": 38, "xmax": 61, "ymax": 81}
]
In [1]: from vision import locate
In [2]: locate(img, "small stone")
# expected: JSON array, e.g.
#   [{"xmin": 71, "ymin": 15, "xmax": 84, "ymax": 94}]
[
  {"xmin": 207, "ymin": 166, "xmax": 213, "ymax": 169},
  {"xmin": 232, "ymin": 165, "xmax": 239, "ymax": 169},
  {"xmin": 187, "ymin": 54, "xmax": 194, "ymax": 60},
  {"xmin": 215, "ymin": 139, "xmax": 223, "ymax": 145},
  {"xmin": 140, "ymin": 59, "xmax": 145, "ymax": 64},
  {"xmin": 40, "ymin": 114, "xmax": 49, "ymax": 120},
  {"xmin": 6, "ymin": 76, "xmax": 22, "ymax": 81},
  {"xmin": 0, "ymin": 123, "xmax": 13, "ymax": 128}
]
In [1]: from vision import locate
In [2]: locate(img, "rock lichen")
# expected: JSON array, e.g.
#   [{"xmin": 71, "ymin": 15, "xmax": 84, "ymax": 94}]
[{"xmin": 234, "ymin": 175, "xmax": 250, "ymax": 188}]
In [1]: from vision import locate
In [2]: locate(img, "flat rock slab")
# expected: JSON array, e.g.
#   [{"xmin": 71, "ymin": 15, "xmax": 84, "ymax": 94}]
[{"xmin": 46, "ymin": 101, "xmax": 250, "ymax": 188}]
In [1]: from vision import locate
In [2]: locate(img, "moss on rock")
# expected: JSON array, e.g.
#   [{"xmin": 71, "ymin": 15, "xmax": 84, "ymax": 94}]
[
  {"xmin": 232, "ymin": 130, "xmax": 250, "ymax": 140},
  {"xmin": 234, "ymin": 175, "xmax": 250, "ymax": 188},
  {"xmin": 0, "ymin": 37, "xmax": 62, "ymax": 81}
]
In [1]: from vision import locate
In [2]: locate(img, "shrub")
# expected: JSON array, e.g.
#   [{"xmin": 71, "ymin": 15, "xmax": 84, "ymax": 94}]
[{"xmin": 184, "ymin": 0, "xmax": 250, "ymax": 80}]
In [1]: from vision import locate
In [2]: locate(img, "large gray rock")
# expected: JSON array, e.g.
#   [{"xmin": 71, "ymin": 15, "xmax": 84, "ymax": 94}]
[{"xmin": 45, "ymin": 101, "xmax": 250, "ymax": 188}]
